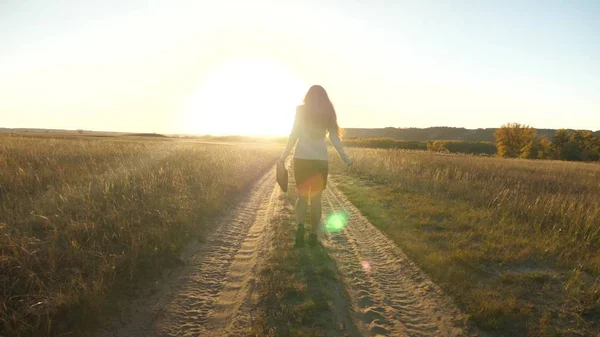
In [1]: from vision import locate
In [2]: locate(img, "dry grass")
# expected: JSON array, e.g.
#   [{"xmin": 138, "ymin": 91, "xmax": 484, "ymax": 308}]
[
  {"xmin": 0, "ymin": 136, "xmax": 280, "ymax": 336},
  {"xmin": 330, "ymin": 148, "xmax": 600, "ymax": 336}
]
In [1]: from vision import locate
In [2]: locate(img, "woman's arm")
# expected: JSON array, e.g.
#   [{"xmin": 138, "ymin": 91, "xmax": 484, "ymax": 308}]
[
  {"xmin": 279, "ymin": 110, "xmax": 300, "ymax": 162},
  {"xmin": 329, "ymin": 131, "xmax": 352, "ymax": 165}
]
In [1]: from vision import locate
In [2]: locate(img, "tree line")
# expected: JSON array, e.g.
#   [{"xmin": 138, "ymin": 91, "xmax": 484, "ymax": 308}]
[
  {"xmin": 342, "ymin": 126, "xmax": 600, "ymax": 142},
  {"xmin": 494, "ymin": 123, "xmax": 600, "ymax": 162},
  {"xmin": 343, "ymin": 124, "xmax": 600, "ymax": 162},
  {"xmin": 343, "ymin": 138, "xmax": 497, "ymax": 155}
]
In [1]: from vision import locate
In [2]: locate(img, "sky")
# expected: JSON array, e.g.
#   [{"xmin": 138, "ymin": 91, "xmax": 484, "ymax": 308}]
[{"xmin": 1, "ymin": 0, "xmax": 599, "ymax": 135}]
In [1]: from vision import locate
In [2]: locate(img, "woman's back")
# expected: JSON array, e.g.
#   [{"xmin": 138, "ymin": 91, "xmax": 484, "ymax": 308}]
[
  {"xmin": 281, "ymin": 105, "xmax": 351, "ymax": 163},
  {"xmin": 294, "ymin": 105, "xmax": 329, "ymax": 160}
]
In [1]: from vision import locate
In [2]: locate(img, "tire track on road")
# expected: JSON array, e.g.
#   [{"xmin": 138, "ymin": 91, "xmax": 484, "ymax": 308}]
[{"xmin": 322, "ymin": 178, "xmax": 474, "ymax": 337}]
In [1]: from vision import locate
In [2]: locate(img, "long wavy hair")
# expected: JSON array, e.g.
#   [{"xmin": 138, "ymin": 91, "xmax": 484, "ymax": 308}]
[{"xmin": 299, "ymin": 85, "xmax": 341, "ymax": 137}]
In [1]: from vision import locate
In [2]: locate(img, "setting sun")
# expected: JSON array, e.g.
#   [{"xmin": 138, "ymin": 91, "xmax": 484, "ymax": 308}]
[{"xmin": 182, "ymin": 59, "xmax": 306, "ymax": 136}]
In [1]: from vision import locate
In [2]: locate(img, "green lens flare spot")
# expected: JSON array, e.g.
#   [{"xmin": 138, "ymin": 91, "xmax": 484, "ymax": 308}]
[{"xmin": 325, "ymin": 212, "xmax": 349, "ymax": 233}]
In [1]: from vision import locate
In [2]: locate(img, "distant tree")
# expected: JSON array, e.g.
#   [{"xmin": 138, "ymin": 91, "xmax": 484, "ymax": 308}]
[
  {"xmin": 550, "ymin": 129, "xmax": 570, "ymax": 159},
  {"xmin": 520, "ymin": 136, "xmax": 551, "ymax": 159},
  {"xmin": 573, "ymin": 131, "xmax": 600, "ymax": 161},
  {"xmin": 536, "ymin": 137, "xmax": 552, "ymax": 159},
  {"xmin": 581, "ymin": 132, "xmax": 600, "ymax": 161},
  {"xmin": 427, "ymin": 140, "xmax": 449, "ymax": 153},
  {"xmin": 551, "ymin": 130, "xmax": 600, "ymax": 161},
  {"xmin": 494, "ymin": 123, "xmax": 537, "ymax": 158}
]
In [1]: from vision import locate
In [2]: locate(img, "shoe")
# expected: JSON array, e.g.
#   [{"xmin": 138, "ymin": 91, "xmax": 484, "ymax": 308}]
[
  {"xmin": 295, "ymin": 224, "xmax": 305, "ymax": 247},
  {"xmin": 308, "ymin": 233, "xmax": 318, "ymax": 247}
]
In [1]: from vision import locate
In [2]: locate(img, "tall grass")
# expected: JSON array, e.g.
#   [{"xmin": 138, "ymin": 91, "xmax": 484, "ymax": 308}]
[
  {"xmin": 345, "ymin": 149, "xmax": 600, "ymax": 261},
  {"xmin": 0, "ymin": 136, "xmax": 280, "ymax": 336},
  {"xmin": 331, "ymin": 148, "xmax": 600, "ymax": 335}
]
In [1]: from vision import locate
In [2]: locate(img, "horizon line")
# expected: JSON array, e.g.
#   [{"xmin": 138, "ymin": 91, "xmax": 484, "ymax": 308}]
[{"xmin": 1, "ymin": 125, "xmax": 599, "ymax": 136}]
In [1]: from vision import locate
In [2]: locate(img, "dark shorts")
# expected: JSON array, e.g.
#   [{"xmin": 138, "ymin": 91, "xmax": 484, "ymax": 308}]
[{"xmin": 293, "ymin": 159, "xmax": 329, "ymax": 192}]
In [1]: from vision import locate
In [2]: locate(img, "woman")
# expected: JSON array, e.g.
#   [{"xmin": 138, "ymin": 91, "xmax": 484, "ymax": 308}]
[{"xmin": 278, "ymin": 85, "xmax": 352, "ymax": 247}]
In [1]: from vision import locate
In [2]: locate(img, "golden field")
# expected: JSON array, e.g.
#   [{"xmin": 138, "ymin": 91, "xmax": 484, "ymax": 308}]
[
  {"xmin": 2, "ymin": 133, "xmax": 599, "ymax": 337},
  {"xmin": 0, "ymin": 135, "xmax": 280, "ymax": 336}
]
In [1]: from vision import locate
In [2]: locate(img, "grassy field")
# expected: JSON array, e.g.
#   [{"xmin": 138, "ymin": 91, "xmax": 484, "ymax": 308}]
[
  {"xmin": 330, "ymin": 148, "xmax": 600, "ymax": 336},
  {"xmin": 0, "ymin": 135, "xmax": 281, "ymax": 336},
  {"xmin": 3, "ymin": 132, "xmax": 599, "ymax": 336}
]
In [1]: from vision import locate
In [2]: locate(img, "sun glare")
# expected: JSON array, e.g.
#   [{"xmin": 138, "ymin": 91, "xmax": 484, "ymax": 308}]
[{"xmin": 182, "ymin": 60, "xmax": 306, "ymax": 136}]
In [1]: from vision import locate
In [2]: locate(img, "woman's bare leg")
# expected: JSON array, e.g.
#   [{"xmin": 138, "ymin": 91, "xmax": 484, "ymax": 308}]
[
  {"xmin": 310, "ymin": 191, "xmax": 323, "ymax": 234},
  {"xmin": 296, "ymin": 195, "xmax": 307, "ymax": 225}
]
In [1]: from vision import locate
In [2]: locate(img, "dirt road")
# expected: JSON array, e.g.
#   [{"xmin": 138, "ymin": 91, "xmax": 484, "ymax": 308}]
[{"xmin": 99, "ymin": 170, "xmax": 474, "ymax": 337}]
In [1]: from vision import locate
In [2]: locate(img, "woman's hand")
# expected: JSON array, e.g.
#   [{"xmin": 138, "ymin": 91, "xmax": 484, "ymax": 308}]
[
  {"xmin": 343, "ymin": 156, "xmax": 354, "ymax": 166},
  {"xmin": 341, "ymin": 154, "xmax": 352, "ymax": 166}
]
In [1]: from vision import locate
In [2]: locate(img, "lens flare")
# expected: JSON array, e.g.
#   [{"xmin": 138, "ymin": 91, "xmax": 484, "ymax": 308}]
[{"xmin": 325, "ymin": 212, "xmax": 349, "ymax": 233}]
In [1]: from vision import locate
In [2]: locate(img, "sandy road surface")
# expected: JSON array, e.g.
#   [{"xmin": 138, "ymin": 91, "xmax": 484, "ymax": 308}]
[{"xmin": 99, "ymin": 170, "xmax": 475, "ymax": 337}]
